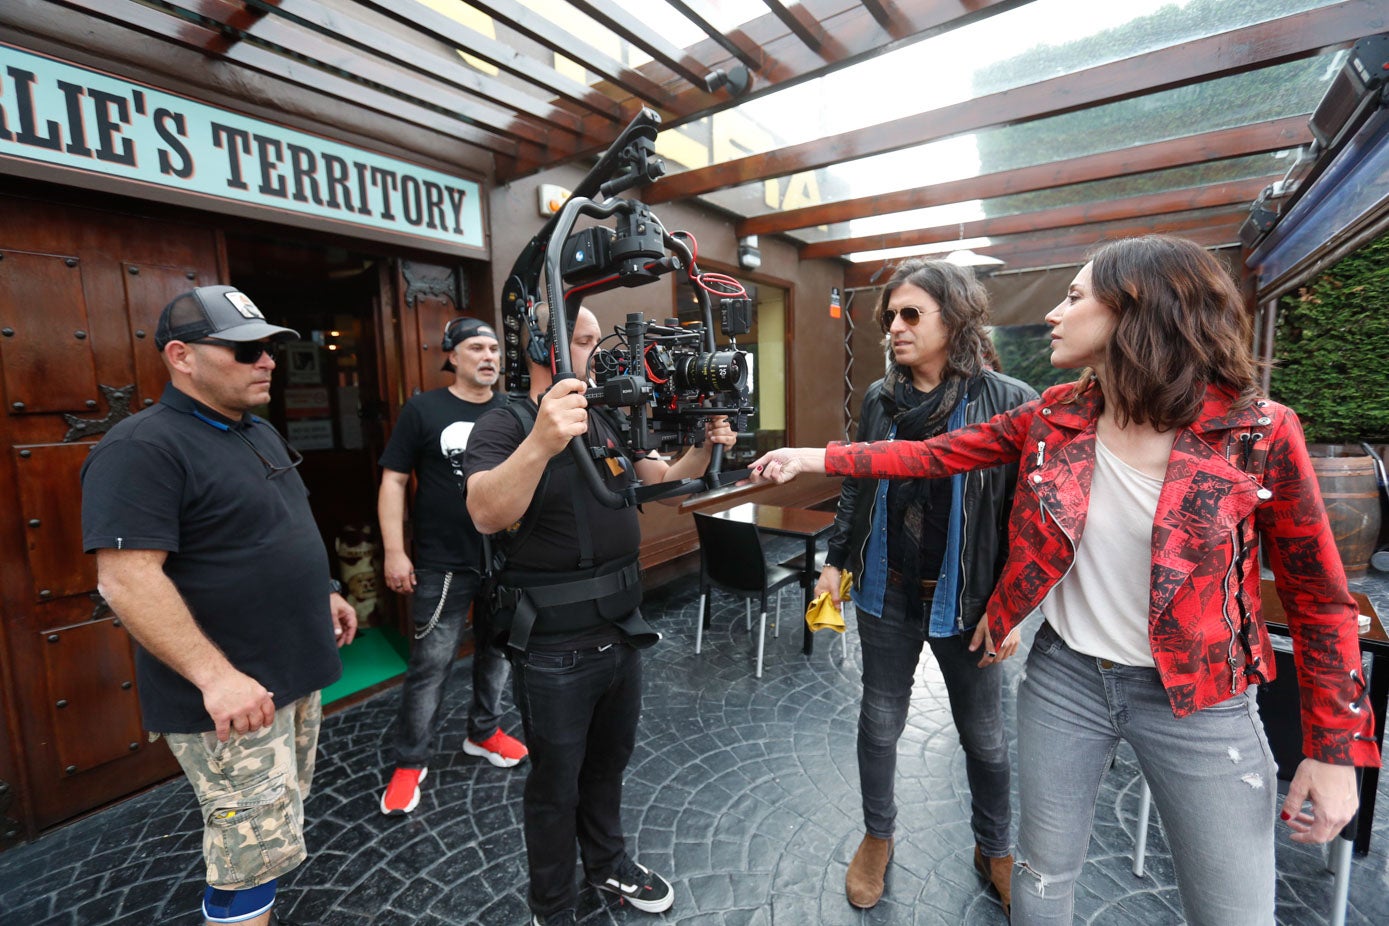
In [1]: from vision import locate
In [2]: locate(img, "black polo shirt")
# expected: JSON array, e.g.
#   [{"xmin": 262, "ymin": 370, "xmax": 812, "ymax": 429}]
[{"xmin": 80, "ymin": 383, "xmax": 341, "ymax": 733}]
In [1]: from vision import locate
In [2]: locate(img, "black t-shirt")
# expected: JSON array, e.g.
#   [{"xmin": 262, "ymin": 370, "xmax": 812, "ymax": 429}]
[
  {"xmin": 378, "ymin": 387, "xmax": 506, "ymax": 571},
  {"xmin": 80, "ymin": 383, "xmax": 341, "ymax": 734},
  {"xmin": 463, "ymin": 399, "xmax": 641, "ymax": 571}
]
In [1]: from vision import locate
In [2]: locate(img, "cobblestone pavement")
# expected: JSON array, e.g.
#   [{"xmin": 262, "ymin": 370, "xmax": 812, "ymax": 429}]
[{"xmin": 3, "ymin": 557, "xmax": 1388, "ymax": 925}]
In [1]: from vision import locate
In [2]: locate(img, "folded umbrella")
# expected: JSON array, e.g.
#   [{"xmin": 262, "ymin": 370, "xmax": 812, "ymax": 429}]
[{"xmin": 805, "ymin": 570, "xmax": 853, "ymax": 633}]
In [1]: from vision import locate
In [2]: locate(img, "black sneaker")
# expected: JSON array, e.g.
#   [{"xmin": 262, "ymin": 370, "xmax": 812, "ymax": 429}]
[
  {"xmin": 590, "ymin": 856, "xmax": 674, "ymax": 913},
  {"xmin": 530, "ymin": 911, "xmax": 577, "ymax": 926}
]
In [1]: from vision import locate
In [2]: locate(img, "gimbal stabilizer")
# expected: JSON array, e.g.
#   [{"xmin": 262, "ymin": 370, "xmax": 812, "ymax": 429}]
[{"xmin": 499, "ymin": 108, "xmax": 755, "ymax": 508}]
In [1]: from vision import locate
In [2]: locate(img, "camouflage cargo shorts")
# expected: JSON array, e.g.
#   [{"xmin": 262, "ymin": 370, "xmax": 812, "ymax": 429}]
[{"xmin": 162, "ymin": 692, "xmax": 322, "ymax": 889}]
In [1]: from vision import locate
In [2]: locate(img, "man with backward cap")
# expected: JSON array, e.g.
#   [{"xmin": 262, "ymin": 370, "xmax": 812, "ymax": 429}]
[
  {"xmin": 81, "ymin": 285, "xmax": 358, "ymax": 926},
  {"xmin": 377, "ymin": 316, "xmax": 529, "ymax": 816}
]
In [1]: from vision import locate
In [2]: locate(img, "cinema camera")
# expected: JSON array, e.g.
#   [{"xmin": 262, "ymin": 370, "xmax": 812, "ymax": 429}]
[{"xmin": 500, "ymin": 108, "xmax": 755, "ymax": 508}]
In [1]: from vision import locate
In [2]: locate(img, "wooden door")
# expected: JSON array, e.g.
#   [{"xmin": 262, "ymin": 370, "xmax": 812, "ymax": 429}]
[{"xmin": 0, "ymin": 190, "xmax": 222, "ymax": 841}]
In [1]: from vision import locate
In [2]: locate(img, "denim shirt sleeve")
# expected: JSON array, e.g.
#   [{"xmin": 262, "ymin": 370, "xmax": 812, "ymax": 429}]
[{"xmin": 850, "ymin": 423, "xmax": 893, "ymax": 620}]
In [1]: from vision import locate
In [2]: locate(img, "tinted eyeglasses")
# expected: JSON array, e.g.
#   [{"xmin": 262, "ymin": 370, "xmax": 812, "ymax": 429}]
[
  {"xmin": 879, "ymin": 305, "xmax": 940, "ymax": 331},
  {"xmin": 195, "ymin": 338, "xmax": 282, "ymax": 364}
]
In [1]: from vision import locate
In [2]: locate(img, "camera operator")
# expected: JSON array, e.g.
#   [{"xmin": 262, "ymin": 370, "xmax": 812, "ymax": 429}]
[{"xmin": 464, "ymin": 305, "xmax": 733, "ymax": 926}]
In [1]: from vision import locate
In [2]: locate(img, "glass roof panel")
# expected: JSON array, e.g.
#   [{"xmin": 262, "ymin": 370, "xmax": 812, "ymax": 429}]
[
  {"xmin": 795, "ymin": 152, "xmax": 1300, "ymax": 246},
  {"xmin": 664, "ymin": 0, "xmax": 1335, "ymax": 163},
  {"xmin": 472, "ymin": 0, "xmax": 765, "ymax": 80},
  {"xmin": 684, "ymin": 54, "xmax": 1338, "ymax": 234}
]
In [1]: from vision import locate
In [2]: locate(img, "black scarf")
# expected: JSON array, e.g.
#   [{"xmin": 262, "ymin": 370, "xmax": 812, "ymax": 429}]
[{"xmin": 881, "ymin": 366, "xmax": 972, "ymax": 617}]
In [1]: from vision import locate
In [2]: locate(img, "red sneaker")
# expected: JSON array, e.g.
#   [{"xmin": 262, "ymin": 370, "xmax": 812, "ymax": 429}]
[
  {"xmin": 380, "ymin": 766, "xmax": 427, "ymax": 815},
  {"xmin": 463, "ymin": 728, "xmax": 528, "ymax": 768}
]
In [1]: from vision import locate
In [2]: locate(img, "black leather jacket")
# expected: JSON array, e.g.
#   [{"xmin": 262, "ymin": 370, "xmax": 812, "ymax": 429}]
[{"xmin": 824, "ymin": 369, "xmax": 1039, "ymax": 630}]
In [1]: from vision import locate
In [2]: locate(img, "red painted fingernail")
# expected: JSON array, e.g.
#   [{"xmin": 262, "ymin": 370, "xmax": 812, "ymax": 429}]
[{"xmin": 1280, "ymin": 811, "xmax": 1291, "ymax": 821}]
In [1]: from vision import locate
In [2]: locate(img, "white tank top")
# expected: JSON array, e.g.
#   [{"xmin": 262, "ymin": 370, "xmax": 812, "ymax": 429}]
[{"xmin": 1042, "ymin": 437, "xmax": 1161, "ymax": 666}]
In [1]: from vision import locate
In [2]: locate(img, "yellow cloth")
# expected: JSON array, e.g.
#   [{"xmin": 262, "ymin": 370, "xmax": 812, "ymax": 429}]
[{"xmin": 805, "ymin": 570, "xmax": 853, "ymax": 633}]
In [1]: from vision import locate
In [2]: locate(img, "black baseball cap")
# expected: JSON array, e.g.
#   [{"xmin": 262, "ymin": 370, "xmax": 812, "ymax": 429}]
[{"xmin": 155, "ymin": 285, "xmax": 299, "ymax": 350}]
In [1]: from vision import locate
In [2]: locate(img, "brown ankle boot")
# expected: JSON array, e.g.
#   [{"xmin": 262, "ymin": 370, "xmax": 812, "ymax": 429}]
[
  {"xmin": 846, "ymin": 834, "xmax": 894, "ymax": 909},
  {"xmin": 974, "ymin": 845, "xmax": 1013, "ymax": 917}
]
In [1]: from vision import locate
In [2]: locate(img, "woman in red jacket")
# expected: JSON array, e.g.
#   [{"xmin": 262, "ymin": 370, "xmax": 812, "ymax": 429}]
[{"xmin": 750, "ymin": 235, "xmax": 1378, "ymax": 925}]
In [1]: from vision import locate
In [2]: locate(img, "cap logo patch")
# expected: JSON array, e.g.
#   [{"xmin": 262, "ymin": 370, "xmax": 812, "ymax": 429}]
[{"xmin": 224, "ymin": 291, "xmax": 265, "ymax": 319}]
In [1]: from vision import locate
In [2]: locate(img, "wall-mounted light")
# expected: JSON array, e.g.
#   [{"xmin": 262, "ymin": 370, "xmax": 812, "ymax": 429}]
[
  {"xmin": 537, "ymin": 183, "xmax": 571, "ymax": 217},
  {"xmin": 737, "ymin": 235, "xmax": 762, "ymax": 271}
]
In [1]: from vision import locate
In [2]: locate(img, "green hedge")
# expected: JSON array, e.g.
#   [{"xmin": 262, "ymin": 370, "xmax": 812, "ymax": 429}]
[
  {"xmin": 1269, "ymin": 233, "xmax": 1389, "ymax": 444},
  {"xmin": 989, "ymin": 324, "xmax": 1074, "ymax": 393}
]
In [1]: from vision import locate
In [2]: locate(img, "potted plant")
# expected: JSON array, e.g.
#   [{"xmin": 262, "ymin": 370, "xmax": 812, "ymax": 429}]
[{"xmin": 1269, "ymin": 231, "xmax": 1389, "ymax": 577}]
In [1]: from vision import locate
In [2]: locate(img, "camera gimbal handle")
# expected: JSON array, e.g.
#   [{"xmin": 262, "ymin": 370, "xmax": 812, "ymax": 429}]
[{"xmin": 506, "ymin": 108, "xmax": 745, "ymax": 508}]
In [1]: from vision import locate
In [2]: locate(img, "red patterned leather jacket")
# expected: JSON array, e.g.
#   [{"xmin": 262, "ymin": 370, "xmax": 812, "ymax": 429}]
[{"xmin": 827, "ymin": 381, "xmax": 1379, "ymax": 767}]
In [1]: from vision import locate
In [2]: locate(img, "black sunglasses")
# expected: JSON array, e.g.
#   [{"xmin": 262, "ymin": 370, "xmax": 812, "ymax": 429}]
[
  {"xmin": 879, "ymin": 306, "xmax": 939, "ymax": 331},
  {"xmin": 195, "ymin": 338, "xmax": 282, "ymax": 364}
]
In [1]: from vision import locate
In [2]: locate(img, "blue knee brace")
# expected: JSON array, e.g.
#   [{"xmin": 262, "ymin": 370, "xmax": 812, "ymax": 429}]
[{"xmin": 202, "ymin": 879, "xmax": 277, "ymax": 923}]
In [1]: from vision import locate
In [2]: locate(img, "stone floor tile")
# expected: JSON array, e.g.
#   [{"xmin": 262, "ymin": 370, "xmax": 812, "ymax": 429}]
[{"xmin": 2, "ymin": 565, "xmax": 1387, "ymax": 924}]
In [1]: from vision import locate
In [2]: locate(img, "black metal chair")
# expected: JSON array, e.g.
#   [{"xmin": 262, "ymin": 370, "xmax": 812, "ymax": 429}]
[
  {"xmin": 1131, "ymin": 635, "xmax": 1367, "ymax": 926},
  {"xmin": 693, "ymin": 511, "xmax": 802, "ymax": 678}
]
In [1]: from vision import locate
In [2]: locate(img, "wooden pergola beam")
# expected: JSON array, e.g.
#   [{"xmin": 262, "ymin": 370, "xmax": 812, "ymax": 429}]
[
  {"xmin": 657, "ymin": 0, "xmax": 1030, "ymax": 95},
  {"xmin": 51, "ymin": 0, "xmax": 522, "ymax": 156},
  {"xmin": 647, "ymin": 0, "xmax": 1379, "ymax": 205},
  {"xmin": 356, "ymin": 0, "xmax": 625, "ymax": 121},
  {"xmin": 982, "ymin": 223, "xmax": 1246, "ymax": 282},
  {"xmin": 463, "ymin": 0, "xmax": 677, "ymax": 107},
  {"xmin": 232, "ymin": 0, "xmax": 581, "ymax": 153},
  {"xmin": 506, "ymin": 0, "xmax": 1029, "ymax": 177},
  {"xmin": 737, "ymin": 116, "xmax": 1311, "ymax": 238},
  {"xmin": 248, "ymin": 0, "xmax": 592, "ymax": 138},
  {"xmin": 566, "ymin": 0, "xmax": 718, "ymax": 88},
  {"xmin": 760, "ymin": 0, "xmax": 849, "ymax": 59},
  {"xmin": 800, "ymin": 175, "xmax": 1277, "ymax": 260},
  {"xmin": 843, "ymin": 210, "xmax": 1247, "ymax": 288},
  {"xmin": 664, "ymin": 0, "xmax": 765, "ymax": 71}
]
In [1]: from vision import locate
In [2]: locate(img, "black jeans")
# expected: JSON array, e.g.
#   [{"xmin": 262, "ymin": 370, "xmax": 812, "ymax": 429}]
[
  {"xmin": 511, "ymin": 639, "xmax": 642, "ymax": 917},
  {"xmin": 391, "ymin": 568, "xmax": 511, "ymax": 766},
  {"xmin": 857, "ymin": 611, "xmax": 1011, "ymax": 856}
]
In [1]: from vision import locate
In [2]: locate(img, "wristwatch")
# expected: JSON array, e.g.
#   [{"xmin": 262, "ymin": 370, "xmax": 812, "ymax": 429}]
[{"xmin": 328, "ymin": 579, "xmax": 344, "ymax": 596}]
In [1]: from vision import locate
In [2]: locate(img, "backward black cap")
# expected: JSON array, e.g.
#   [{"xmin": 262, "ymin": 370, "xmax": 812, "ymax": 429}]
[
  {"xmin": 154, "ymin": 285, "xmax": 299, "ymax": 350},
  {"xmin": 441, "ymin": 316, "xmax": 499, "ymax": 371}
]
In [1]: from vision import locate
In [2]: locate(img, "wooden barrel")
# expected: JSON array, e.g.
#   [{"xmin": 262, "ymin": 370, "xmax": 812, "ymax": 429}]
[{"xmin": 1309, "ymin": 451, "xmax": 1382, "ymax": 579}]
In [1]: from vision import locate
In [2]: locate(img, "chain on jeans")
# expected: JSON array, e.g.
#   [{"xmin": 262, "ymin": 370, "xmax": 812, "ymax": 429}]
[{"xmin": 414, "ymin": 570, "xmax": 453, "ymax": 640}]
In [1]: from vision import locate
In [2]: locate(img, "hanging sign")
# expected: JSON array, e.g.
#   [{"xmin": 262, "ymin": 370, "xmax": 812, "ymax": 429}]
[{"xmin": 0, "ymin": 43, "xmax": 486, "ymax": 255}]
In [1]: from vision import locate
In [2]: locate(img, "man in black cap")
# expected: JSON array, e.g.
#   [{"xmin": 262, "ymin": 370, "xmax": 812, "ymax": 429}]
[
  {"xmin": 377, "ymin": 315, "xmax": 527, "ymax": 816},
  {"xmin": 80, "ymin": 285, "xmax": 357, "ymax": 926}
]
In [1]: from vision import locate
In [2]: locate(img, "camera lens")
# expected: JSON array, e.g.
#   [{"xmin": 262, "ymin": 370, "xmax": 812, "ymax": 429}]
[{"xmin": 674, "ymin": 350, "xmax": 747, "ymax": 392}]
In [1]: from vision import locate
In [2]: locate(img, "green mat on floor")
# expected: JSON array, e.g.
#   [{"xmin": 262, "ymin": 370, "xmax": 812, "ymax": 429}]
[{"xmin": 322, "ymin": 625, "xmax": 410, "ymax": 705}]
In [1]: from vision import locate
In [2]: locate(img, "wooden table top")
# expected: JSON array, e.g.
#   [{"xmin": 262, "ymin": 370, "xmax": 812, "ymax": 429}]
[{"xmin": 710, "ymin": 502, "xmax": 837, "ymax": 538}]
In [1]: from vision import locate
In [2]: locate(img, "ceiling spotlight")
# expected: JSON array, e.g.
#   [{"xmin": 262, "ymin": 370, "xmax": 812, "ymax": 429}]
[
  {"xmin": 703, "ymin": 65, "xmax": 752, "ymax": 97},
  {"xmin": 945, "ymin": 249, "xmax": 1005, "ymax": 270}
]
